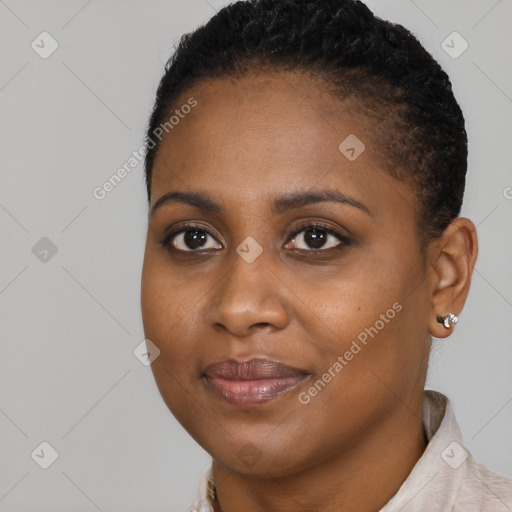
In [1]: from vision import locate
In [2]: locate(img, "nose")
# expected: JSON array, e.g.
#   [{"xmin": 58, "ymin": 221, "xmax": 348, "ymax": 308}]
[{"xmin": 206, "ymin": 248, "xmax": 289, "ymax": 337}]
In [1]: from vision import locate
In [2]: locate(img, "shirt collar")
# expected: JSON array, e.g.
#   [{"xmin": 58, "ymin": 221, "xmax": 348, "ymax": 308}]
[{"xmin": 380, "ymin": 389, "xmax": 463, "ymax": 510}]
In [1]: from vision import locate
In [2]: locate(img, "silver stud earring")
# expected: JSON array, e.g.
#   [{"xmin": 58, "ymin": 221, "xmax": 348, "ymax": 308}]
[{"xmin": 436, "ymin": 313, "xmax": 458, "ymax": 329}]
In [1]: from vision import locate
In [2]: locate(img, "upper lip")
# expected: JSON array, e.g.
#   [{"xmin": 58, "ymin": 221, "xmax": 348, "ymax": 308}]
[{"xmin": 203, "ymin": 357, "xmax": 308, "ymax": 380}]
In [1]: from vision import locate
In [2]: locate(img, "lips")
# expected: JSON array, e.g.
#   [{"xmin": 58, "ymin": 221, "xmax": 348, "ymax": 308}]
[{"xmin": 202, "ymin": 358, "xmax": 310, "ymax": 406}]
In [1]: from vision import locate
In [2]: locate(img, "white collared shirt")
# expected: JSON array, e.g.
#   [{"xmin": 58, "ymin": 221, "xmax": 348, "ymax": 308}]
[{"xmin": 189, "ymin": 390, "xmax": 512, "ymax": 511}]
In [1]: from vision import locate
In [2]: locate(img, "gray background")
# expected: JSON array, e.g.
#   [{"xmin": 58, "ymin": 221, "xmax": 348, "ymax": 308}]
[{"xmin": 0, "ymin": 0, "xmax": 511, "ymax": 510}]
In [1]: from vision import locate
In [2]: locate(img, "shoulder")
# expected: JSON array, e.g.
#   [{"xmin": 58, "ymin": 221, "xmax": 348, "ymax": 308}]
[{"xmin": 453, "ymin": 454, "xmax": 512, "ymax": 511}]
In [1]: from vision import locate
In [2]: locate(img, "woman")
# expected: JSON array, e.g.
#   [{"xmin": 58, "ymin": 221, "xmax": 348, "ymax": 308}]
[{"xmin": 140, "ymin": 0, "xmax": 512, "ymax": 510}]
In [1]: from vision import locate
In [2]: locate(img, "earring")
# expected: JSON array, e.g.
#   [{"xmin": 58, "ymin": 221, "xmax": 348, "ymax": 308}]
[{"xmin": 436, "ymin": 313, "xmax": 458, "ymax": 329}]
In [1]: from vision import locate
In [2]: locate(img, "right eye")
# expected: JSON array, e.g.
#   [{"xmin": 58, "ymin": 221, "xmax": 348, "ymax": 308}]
[{"xmin": 159, "ymin": 223, "xmax": 223, "ymax": 252}]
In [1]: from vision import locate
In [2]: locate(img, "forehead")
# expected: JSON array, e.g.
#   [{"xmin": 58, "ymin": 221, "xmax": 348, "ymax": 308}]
[
  {"xmin": 153, "ymin": 73, "xmax": 373, "ymax": 184},
  {"xmin": 150, "ymin": 72, "xmax": 417, "ymax": 225}
]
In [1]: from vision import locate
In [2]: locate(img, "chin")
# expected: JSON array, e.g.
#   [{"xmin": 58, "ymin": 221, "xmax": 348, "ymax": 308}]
[{"xmin": 201, "ymin": 429, "xmax": 318, "ymax": 479}]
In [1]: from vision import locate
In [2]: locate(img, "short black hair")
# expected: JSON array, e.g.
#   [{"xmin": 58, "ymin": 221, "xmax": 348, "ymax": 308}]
[{"xmin": 144, "ymin": 0, "xmax": 468, "ymax": 248}]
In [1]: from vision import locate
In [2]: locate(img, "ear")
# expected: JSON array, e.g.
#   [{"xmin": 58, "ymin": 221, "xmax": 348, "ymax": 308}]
[{"xmin": 426, "ymin": 217, "xmax": 478, "ymax": 339}]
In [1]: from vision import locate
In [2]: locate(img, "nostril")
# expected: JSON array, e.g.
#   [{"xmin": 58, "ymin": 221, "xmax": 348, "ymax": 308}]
[{"xmin": 251, "ymin": 322, "xmax": 272, "ymax": 329}]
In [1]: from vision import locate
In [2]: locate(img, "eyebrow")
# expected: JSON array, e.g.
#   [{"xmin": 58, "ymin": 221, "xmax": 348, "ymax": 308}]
[{"xmin": 150, "ymin": 189, "xmax": 371, "ymax": 217}]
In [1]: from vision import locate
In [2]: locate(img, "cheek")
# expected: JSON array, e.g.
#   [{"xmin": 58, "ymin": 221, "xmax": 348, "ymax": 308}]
[
  {"xmin": 305, "ymin": 269, "xmax": 403, "ymax": 347},
  {"xmin": 296, "ymin": 258, "xmax": 418, "ymax": 396},
  {"xmin": 141, "ymin": 258, "xmax": 198, "ymax": 372},
  {"xmin": 317, "ymin": 285, "xmax": 428, "ymax": 409},
  {"xmin": 141, "ymin": 271, "xmax": 203, "ymax": 421}
]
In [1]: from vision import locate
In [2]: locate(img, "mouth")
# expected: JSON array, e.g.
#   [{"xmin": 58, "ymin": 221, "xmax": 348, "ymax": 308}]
[{"xmin": 202, "ymin": 357, "xmax": 310, "ymax": 407}]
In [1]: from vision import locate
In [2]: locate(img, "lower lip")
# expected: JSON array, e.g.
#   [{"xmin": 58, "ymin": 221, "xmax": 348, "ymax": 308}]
[{"xmin": 203, "ymin": 375, "xmax": 309, "ymax": 406}]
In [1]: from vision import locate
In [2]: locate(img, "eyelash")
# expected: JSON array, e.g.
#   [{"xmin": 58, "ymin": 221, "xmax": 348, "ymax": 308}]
[{"xmin": 159, "ymin": 221, "xmax": 350, "ymax": 254}]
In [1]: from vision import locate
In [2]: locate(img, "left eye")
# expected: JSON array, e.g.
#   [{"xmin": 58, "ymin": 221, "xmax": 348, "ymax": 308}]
[{"xmin": 284, "ymin": 224, "xmax": 348, "ymax": 251}]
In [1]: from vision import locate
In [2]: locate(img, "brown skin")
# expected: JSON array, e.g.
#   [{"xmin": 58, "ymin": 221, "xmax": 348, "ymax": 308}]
[{"xmin": 140, "ymin": 72, "xmax": 478, "ymax": 512}]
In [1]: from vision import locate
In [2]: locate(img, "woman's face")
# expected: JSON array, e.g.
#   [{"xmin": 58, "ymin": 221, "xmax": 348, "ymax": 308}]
[{"xmin": 141, "ymin": 72, "xmax": 433, "ymax": 476}]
